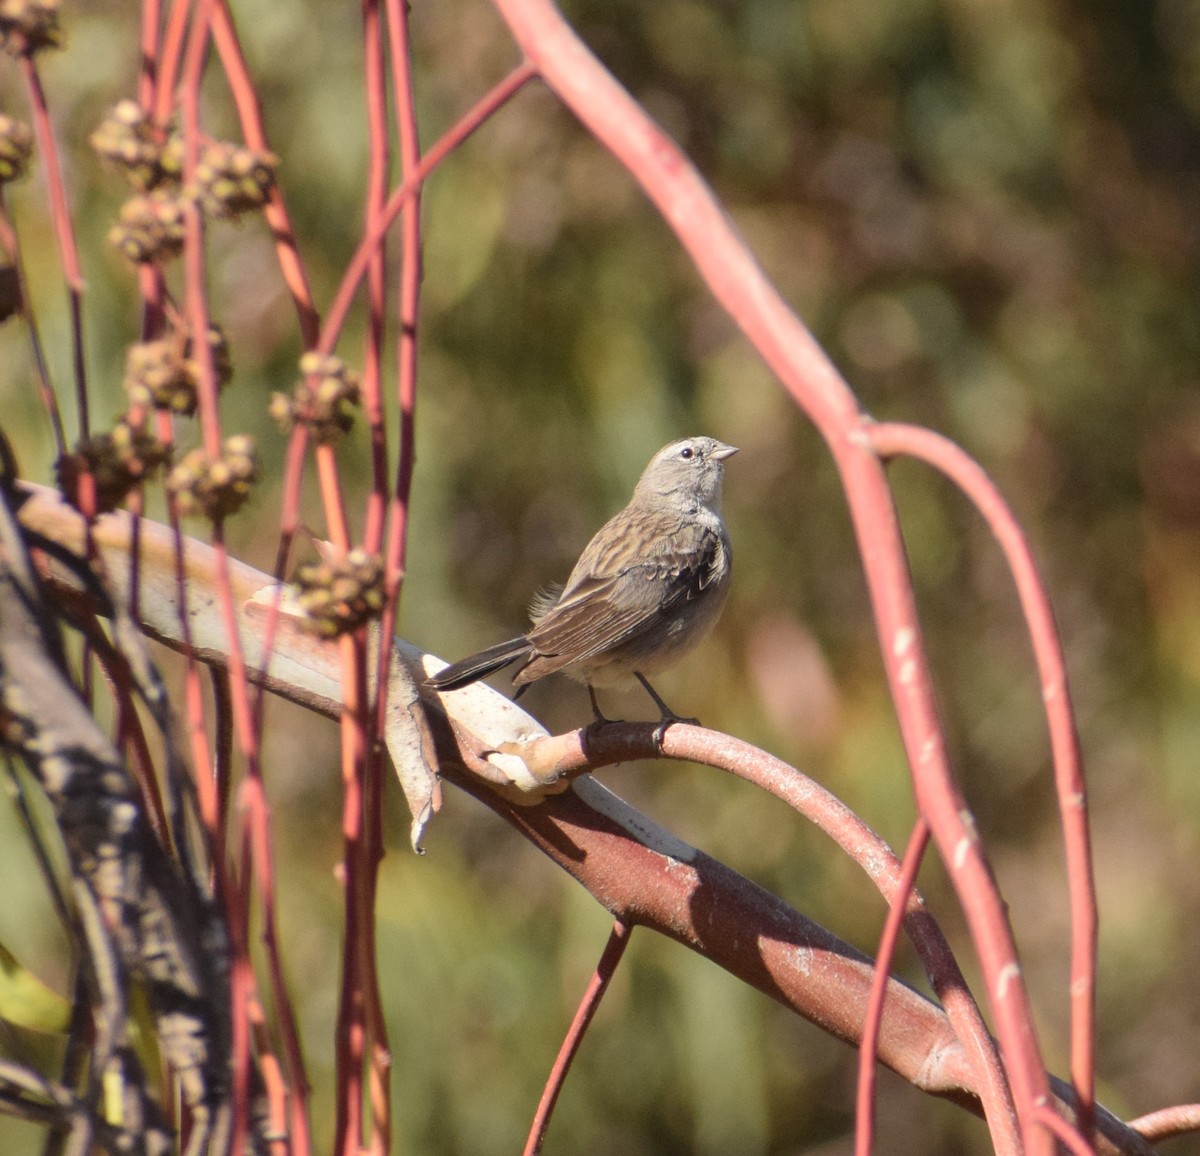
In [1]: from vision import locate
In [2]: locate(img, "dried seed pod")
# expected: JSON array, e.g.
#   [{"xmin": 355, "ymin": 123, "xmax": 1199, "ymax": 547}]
[
  {"xmin": 90, "ymin": 100, "xmax": 170, "ymax": 192},
  {"xmin": 124, "ymin": 324, "xmax": 231, "ymax": 415},
  {"xmin": 0, "ymin": 114, "xmax": 33, "ymax": 183},
  {"xmin": 58, "ymin": 416, "xmax": 170, "ymax": 514},
  {"xmin": 188, "ymin": 140, "xmax": 277, "ymax": 220},
  {"xmin": 166, "ymin": 435, "xmax": 259, "ymax": 521},
  {"xmin": 271, "ymin": 353, "xmax": 361, "ymax": 445},
  {"xmin": 108, "ymin": 189, "xmax": 188, "ymax": 264},
  {"xmin": 294, "ymin": 548, "xmax": 387, "ymax": 638},
  {"xmin": 0, "ymin": 0, "xmax": 61, "ymax": 57}
]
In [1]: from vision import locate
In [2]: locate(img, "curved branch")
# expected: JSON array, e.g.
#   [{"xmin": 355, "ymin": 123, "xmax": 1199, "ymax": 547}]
[
  {"xmin": 869, "ymin": 420, "xmax": 1098, "ymax": 1132},
  {"xmin": 1127, "ymin": 1104, "xmax": 1200, "ymax": 1145},
  {"xmin": 485, "ymin": 2, "xmax": 1064, "ymax": 1149},
  {"xmin": 12, "ymin": 487, "xmax": 1155, "ymax": 1156},
  {"xmin": 447, "ymin": 767, "xmax": 1148, "ymax": 1156}
]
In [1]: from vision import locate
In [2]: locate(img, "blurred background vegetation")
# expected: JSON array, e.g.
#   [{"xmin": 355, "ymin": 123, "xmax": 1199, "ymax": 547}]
[{"xmin": 3, "ymin": 0, "xmax": 1200, "ymax": 1152}]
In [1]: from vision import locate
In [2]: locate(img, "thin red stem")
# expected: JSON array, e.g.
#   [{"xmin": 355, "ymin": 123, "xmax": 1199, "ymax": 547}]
[
  {"xmin": 315, "ymin": 442, "xmax": 351, "ymax": 553},
  {"xmin": 487, "ymin": 4, "xmax": 1054, "ymax": 1149},
  {"xmin": 210, "ymin": 0, "xmax": 320, "ymax": 346},
  {"xmin": 854, "ymin": 820, "xmax": 932, "ymax": 1156},
  {"xmin": 333, "ymin": 632, "xmax": 369, "ymax": 1154},
  {"xmin": 1127, "ymin": 1104, "xmax": 1200, "ymax": 1143},
  {"xmin": 154, "ymin": 0, "xmax": 192, "ymax": 126},
  {"xmin": 868, "ymin": 420, "xmax": 1097, "ymax": 1139},
  {"xmin": 135, "ymin": 0, "xmax": 169, "ymax": 341},
  {"xmin": 75, "ymin": 612, "xmax": 172, "ymax": 849},
  {"xmin": 137, "ymin": 0, "xmax": 162, "ymax": 109},
  {"xmin": 17, "ymin": 58, "xmax": 86, "ymax": 437},
  {"xmin": 359, "ymin": 0, "xmax": 390, "ymax": 558},
  {"xmin": 0, "ymin": 199, "xmax": 67, "ymax": 456},
  {"xmin": 319, "ymin": 60, "xmax": 538, "ymax": 356},
  {"xmin": 1034, "ymin": 1103, "xmax": 1099, "ymax": 1156},
  {"xmin": 179, "ymin": 4, "xmax": 258, "ymax": 750},
  {"xmin": 179, "ymin": 7, "xmax": 278, "ymax": 1148},
  {"xmin": 523, "ymin": 921, "xmax": 633, "ymax": 1156},
  {"xmin": 245, "ymin": 769, "xmax": 313, "ymax": 1156},
  {"xmin": 383, "ymin": 0, "xmax": 422, "ymax": 577}
]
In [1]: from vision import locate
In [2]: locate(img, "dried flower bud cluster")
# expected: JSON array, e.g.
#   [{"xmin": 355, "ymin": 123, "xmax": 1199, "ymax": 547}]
[
  {"xmin": 0, "ymin": 114, "xmax": 32, "ymax": 183},
  {"xmin": 294, "ymin": 548, "xmax": 386, "ymax": 638},
  {"xmin": 58, "ymin": 417, "xmax": 169, "ymax": 514},
  {"xmin": 187, "ymin": 140, "xmax": 277, "ymax": 220},
  {"xmin": 166, "ymin": 435, "xmax": 258, "ymax": 521},
  {"xmin": 108, "ymin": 189, "xmax": 187, "ymax": 264},
  {"xmin": 89, "ymin": 100, "xmax": 175, "ymax": 192},
  {"xmin": 0, "ymin": 0, "xmax": 60, "ymax": 56},
  {"xmin": 270, "ymin": 353, "xmax": 362, "ymax": 445},
  {"xmin": 124, "ymin": 324, "xmax": 231, "ymax": 415},
  {"xmin": 83, "ymin": 93, "xmax": 276, "ymax": 523},
  {"xmin": 94, "ymin": 99, "xmax": 276, "ymax": 264}
]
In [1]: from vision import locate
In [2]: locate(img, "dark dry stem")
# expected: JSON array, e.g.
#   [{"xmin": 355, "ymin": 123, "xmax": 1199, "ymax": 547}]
[{"xmin": 0, "ymin": 488, "xmax": 242, "ymax": 1151}]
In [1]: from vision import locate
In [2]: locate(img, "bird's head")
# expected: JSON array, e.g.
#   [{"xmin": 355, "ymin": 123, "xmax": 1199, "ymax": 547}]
[{"xmin": 632, "ymin": 436, "xmax": 738, "ymax": 510}]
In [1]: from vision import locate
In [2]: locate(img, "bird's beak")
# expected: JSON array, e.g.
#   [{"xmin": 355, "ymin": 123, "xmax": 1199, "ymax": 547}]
[{"xmin": 712, "ymin": 442, "xmax": 739, "ymax": 461}]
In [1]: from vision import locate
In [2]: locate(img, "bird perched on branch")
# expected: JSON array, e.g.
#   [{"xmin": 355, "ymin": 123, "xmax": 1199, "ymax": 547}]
[{"xmin": 427, "ymin": 436, "xmax": 737, "ymax": 724}]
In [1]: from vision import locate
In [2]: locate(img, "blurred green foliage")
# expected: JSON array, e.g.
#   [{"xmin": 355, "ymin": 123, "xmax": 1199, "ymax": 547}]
[{"xmin": 3, "ymin": 0, "xmax": 1200, "ymax": 1151}]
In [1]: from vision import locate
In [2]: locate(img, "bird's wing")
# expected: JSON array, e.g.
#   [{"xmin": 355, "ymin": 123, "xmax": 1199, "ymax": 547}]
[{"xmin": 526, "ymin": 524, "xmax": 725, "ymax": 666}]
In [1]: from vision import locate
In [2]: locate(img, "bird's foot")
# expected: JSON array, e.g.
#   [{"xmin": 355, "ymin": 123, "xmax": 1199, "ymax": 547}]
[
  {"xmin": 652, "ymin": 710, "xmax": 700, "ymax": 749},
  {"xmin": 635, "ymin": 673, "xmax": 700, "ymax": 745}
]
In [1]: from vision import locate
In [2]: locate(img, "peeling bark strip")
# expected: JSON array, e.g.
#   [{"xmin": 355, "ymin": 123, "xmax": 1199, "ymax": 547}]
[{"xmin": 0, "ymin": 486, "xmax": 239, "ymax": 1153}]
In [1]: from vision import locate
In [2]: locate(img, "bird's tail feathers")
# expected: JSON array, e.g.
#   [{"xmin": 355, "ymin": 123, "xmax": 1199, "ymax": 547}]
[{"xmin": 426, "ymin": 637, "xmax": 531, "ymax": 691}]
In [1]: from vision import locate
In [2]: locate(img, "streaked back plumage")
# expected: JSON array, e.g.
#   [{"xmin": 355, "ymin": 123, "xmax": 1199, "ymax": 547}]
[{"xmin": 426, "ymin": 435, "xmax": 737, "ymax": 719}]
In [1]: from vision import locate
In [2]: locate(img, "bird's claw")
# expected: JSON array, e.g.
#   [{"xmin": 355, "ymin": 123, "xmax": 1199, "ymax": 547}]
[{"xmin": 653, "ymin": 712, "xmax": 700, "ymax": 748}]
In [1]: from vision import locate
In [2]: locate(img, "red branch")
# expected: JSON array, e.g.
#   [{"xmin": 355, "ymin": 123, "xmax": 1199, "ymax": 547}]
[
  {"xmin": 524, "ymin": 920, "xmax": 633, "ymax": 1156},
  {"xmin": 509, "ymin": 720, "xmax": 1019, "ymax": 1141},
  {"xmin": 210, "ymin": 0, "xmax": 320, "ymax": 346},
  {"xmin": 486, "ymin": 3, "xmax": 1065, "ymax": 1150},
  {"xmin": 318, "ymin": 61, "xmax": 539, "ymax": 356},
  {"xmin": 0, "ymin": 199, "xmax": 67, "ymax": 455},
  {"xmin": 16, "ymin": 56, "xmax": 87, "ymax": 436},
  {"xmin": 868, "ymin": 420, "xmax": 1098, "ymax": 1136},
  {"xmin": 855, "ymin": 820, "xmax": 935, "ymax": 1156},
  {"xmin": 1127, "ymin": 1104, "xmax": 1200, "ymax": 1144}
]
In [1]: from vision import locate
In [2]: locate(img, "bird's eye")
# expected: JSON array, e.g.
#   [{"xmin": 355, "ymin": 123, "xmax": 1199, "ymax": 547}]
[{"xmin": 679, "ymin": 446, "xmax": 695, "ymax": 460}]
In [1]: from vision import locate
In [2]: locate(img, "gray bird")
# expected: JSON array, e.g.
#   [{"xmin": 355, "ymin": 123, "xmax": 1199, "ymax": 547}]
[{"xmin": 427, "ymin": 436, "xmax": 737, "ymax": 723}]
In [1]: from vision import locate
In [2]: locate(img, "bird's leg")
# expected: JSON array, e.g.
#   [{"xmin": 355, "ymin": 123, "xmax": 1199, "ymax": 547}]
[
  {"xmin": 587, "ymin": 685, "xmax": 614, "ymax": 725},
  {"xmin": 634, "ymin": 672, "xmax": 700, "ymax": 744}
]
